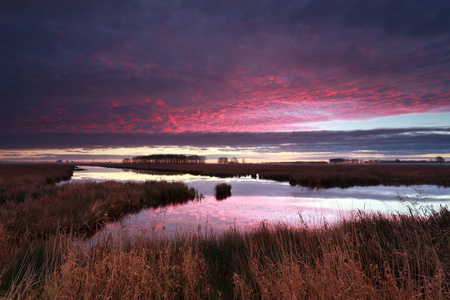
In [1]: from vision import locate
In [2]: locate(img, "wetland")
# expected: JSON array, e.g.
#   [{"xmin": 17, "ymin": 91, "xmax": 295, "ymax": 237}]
[{"xmin": 1, "ymin": 163, "xmax": 449, "ymax": 298}]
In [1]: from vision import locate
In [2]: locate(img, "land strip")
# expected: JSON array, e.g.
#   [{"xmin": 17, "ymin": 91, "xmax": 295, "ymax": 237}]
[{"xmin": 92, "ymin": 162, "xmax": 450, "ymax": 188}]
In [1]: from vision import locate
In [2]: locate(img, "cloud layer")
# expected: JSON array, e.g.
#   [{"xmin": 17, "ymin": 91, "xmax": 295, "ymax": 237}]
[
  {"xmin": 1, "ymin": 0, "xmax": 450, "ymax": 136},
  {"xmin": 1, "ymin": 127, "xmax": 449, "ymax": 159}
]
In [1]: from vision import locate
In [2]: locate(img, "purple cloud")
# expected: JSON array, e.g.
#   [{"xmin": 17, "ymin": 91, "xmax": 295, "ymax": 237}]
[{"xmin": 0, "ymin": 0, "xmax": 449, "ymax": 149}]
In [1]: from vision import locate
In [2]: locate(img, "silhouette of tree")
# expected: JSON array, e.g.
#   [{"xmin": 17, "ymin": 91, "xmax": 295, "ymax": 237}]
[
  {"xmin": 329, "ymin": 158, "xmax": 345, "ymax": 164},
  {"xmin": 436, "ymin": 156, "xmax": 445, "ymax": 165},
  {"xmin": 329, "ymin": 158, "xmax": 361, "ymax": 164},
  {"xmin": 229, "ymin": 157, "xmax": 239, "ymax": 163},
  {"xmin": 131, "ymin": 154, "xmax": 205, "ymax": 164},
  {"xmin": 217, "ymin": 157, "xmax": 228, "ymax": 164}
]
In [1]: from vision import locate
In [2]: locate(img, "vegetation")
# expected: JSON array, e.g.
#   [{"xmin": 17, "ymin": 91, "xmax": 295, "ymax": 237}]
[
  {"xmin": 93, "ymin": 162, "xmax": 450, "ymax": 188},
  {"xmin": 1, "ymin": 164, "xmax": 449, "ymax": 298},
  {"xmin": 436, "ymin": 156, "xmax": 446, "ymax": 165},
  {"xmin": 3, "ymin": 206, "xmax": 450, "ymax": 298},
  {"xmin": 217, "ymin": 157, "xmax": 229, "ymax": 164},
  {"xmin": 0, "ymin": 165, "xmax": 198, "ymax": 296},
  {"xmin": 215, "ymin": 183, "xmax": 232, "ymax": 200},
  {"xmin": 217, "ymin": 157, "xmax": 241, "ymax": 164},
  {"xmin": 129, "ymin": 154, "xmax": 206, "ymax": 164},
  {"xmin": 1, "ymin": 180, "xmax": 197, "ymax": 238},
  {"xmin": 0, "ymin": 164, "xmax": 75, "ymax": 205},
  {"xmin": 329, "ymin": 158, "xmax": 362, "ymax": 164}
]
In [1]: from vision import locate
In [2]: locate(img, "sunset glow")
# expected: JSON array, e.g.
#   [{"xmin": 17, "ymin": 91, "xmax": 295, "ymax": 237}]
[{"xmin": 1, "ymin": 1, "xmax": 449, "ymax": 161}]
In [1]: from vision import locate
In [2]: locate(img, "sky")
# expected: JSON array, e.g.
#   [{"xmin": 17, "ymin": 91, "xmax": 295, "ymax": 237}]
[{"xmin": 1, "ymin": 0, "xmax": 449, "ymax": 162}]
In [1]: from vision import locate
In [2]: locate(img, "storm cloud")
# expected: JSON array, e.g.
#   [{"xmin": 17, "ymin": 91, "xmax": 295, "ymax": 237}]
[{"xmin": 1, "ymin": 1, "xmax": 449, "ymax": 160}]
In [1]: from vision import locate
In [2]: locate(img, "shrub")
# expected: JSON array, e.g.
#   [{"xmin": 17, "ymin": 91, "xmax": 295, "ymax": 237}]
[{"xmin": 215, "ymin": 183, "xmax": 231, "ymax": 200}]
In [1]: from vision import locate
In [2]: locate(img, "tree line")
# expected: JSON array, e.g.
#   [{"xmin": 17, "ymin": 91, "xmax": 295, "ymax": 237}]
[
  {"xmin": 329, "ymin": 158, "xmax": 363, "ymax": 164},
  {"xmin": 217, "ymin": 157, "xmax": 242, "ymax": 164},
  {"xmin": 123, "ymin": 154, "xmax": 206, "ymax": 164},
  {"xmin": 330, "ymin": 157, "xmax": 446, "ymax": 164}
]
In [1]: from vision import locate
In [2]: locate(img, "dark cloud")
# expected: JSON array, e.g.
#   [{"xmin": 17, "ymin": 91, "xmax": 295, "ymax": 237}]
[
  {"xmin": 1, "ymin": 128, "xmax": 449, "ymax": 157},
  {"xmin": 1, "ymin": 0, "xmax": 449, "ymax": 137},
  {"xmin": 179, "ymin": 0, "xmax": 450, "ymax": 37}
]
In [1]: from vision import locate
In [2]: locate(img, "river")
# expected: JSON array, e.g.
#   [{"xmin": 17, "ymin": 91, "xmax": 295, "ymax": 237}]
[{"xmin": 68, "ymin": 166, "xmax": 450, "ymax": 242}]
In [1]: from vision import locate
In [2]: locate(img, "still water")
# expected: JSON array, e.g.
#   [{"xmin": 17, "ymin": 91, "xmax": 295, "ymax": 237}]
[{"xmin": 70, "ymin": 166, "xmax": 450, "ymax": 239}]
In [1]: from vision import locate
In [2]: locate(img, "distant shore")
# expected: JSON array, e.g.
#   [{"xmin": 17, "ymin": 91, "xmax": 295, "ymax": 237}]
[{"xmin": 86, "ymin": 162, "xmax": 450, "ymax": 188}]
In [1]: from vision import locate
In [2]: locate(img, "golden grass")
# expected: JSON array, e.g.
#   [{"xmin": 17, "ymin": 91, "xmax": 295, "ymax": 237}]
[
  {"xmin": 17, "ymin": 207, "xmax": 447, "ymax": 299},
  {"xmin": 1, "ymin": 164, "xmax": 449, "ymax": 298},
  {"xmin": 1, "ymin": 181, "xmax": 197, "ymax": 239},
  {"xmin": 0, "ymin": 165, "xmax": 197, "ymax": 297},
  {"xmin": 0, "ymin": 164, "xmax": 75, "ymax": 204}
]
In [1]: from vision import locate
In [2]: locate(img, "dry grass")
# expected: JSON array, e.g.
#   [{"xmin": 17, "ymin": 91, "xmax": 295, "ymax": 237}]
[
  {"xmin": 14, "ymin": 207, "xmax": 446, "ymax": 299},
  {"xmin": 93, "ymin": 163, "xmax": 450, "ymax": 188},
  {"xmin": 1, "ymin": 164, "xmax": 449, "ymax": 298},
  {"xmin": 0, "ymin": 164, "xmax": 75, "ymax": 204},
  {"xmin": 0, "ymin": 165, "xmax": 198, "ymax": 296},
  {"xmin": 1, "ymin": 181, "xmax": 197, "ymax": 239},
  {"xmin": 215, "ymin": 183, "xmax": 232, "ymax": 200}
]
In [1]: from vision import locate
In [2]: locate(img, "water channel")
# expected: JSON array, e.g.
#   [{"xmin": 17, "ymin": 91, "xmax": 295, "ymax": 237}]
[{"xmin": 69, "ymin": 166, "xmax": 450, "ymax": 242}]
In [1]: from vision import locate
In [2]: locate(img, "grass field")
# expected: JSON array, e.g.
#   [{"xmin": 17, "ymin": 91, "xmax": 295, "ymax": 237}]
[
  {"xmin": 93, "ymin": 162, "xmax": 450, "ymax": 188},
  {"xmin": 0, "ymin": 164, "xmax": 75, "ymax": 204},
  {"xmin": 0, "ymin": 164, "xmax": 449, "ymax": 298}
]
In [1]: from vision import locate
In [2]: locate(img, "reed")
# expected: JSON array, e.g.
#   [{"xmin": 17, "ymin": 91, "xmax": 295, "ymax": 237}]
[
  {"xmin": 1, "ymin": 180, "xmax": 197, "ymax": 240},
  {"xmin": 0, "ymin": 166, "xmax": 198, "ymax": 296},
  {"xmin": 0, "ymin": 164, "xmax": 75, "ymax": 204},
  {"xmin": 215, "ymin": 183, "xmax": 232, "ymax": 200},
  {"xmin": 1, "ymin": 164, "xmax": 449, "ymax": 298},
  {"xmin": 5, "ymin": 206, "xmax": 443, "ymax": 299}
]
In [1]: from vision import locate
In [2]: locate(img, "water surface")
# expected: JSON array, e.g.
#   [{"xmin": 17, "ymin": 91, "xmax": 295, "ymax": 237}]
[{"xmin": 69, "ymin": 166, "xmax": 450, "ymax": 240}]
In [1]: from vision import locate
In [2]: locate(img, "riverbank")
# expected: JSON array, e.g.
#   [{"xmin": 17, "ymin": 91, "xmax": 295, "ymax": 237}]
[
  {"xmin": 90, "ymin": 162, "xmax": 450, "ymax": 188},
  {"xmin": 4, "ymin": 205, "xmax": 450, "ymax": 298},
  {"xmin": 59, "ymin": 209, "xmax": 450, "ymax": 299},
  {"xmin": 0, "ymin": 164, "xmax": 197, "ymax": 295}
]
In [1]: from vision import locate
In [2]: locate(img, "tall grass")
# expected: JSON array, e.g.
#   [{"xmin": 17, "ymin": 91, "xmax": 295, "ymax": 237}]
[
  {"xmin": 1, "ymin": 164, "xmax": 449, "ymax": 298},
  {"xmin": 0, "ymin": 181, "xmax": 197, "ymax": 297},
  {"xmin": 0, "ymin": 164, "xmax": 74, "ymax": 204},
  {"xmin": 3, "ymin": 206, "xmax": 449, "ymax": 298},
  {"xmin": 215, "ymin": 183, "xmax": 232, "ymax": 200},
  {"xmin": 0, "ymin": 165, "xmax": 198, "ymax": 296},
  {"xmin": 1, "ymin": 181, "xmax": 197, "ymax": 239},
  {"xmin": 8, "ymin": 207, "xmax": 445, "ymax": 299}
]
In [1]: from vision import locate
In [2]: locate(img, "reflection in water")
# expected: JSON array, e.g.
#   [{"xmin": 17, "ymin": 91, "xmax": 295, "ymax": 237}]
[{"xmin": 69, "ymin": 166, "xmax": 450, "ymax": 242}]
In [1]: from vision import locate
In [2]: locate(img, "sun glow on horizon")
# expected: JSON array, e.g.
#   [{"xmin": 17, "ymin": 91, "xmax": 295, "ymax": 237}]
[{"xmin": 1, "ymin": 146, "xmax": 448, "ymax": 164}]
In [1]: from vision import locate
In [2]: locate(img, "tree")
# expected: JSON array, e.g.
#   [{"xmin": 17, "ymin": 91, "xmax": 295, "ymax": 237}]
[
  {"xmin": 131, "ymin": 154, "xmax": 205, "ymax": 164},
  {"xmin": 229, "ymin": 157, "xmax": 239, "ymax": 163},
  {"xmin": 329, "ymin": 158, "xmax": 345, "ymax": 164},
  {"xmin": 217, "ymin": 157, "xmax": 228, "ymax": 164},
  {"xmin": 395, "ymin": 159, "xmax": 401, "ymax": 165},
  {"xmin": 436, "ymin": 156, "xmax": 445, "ymax": 165}
]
